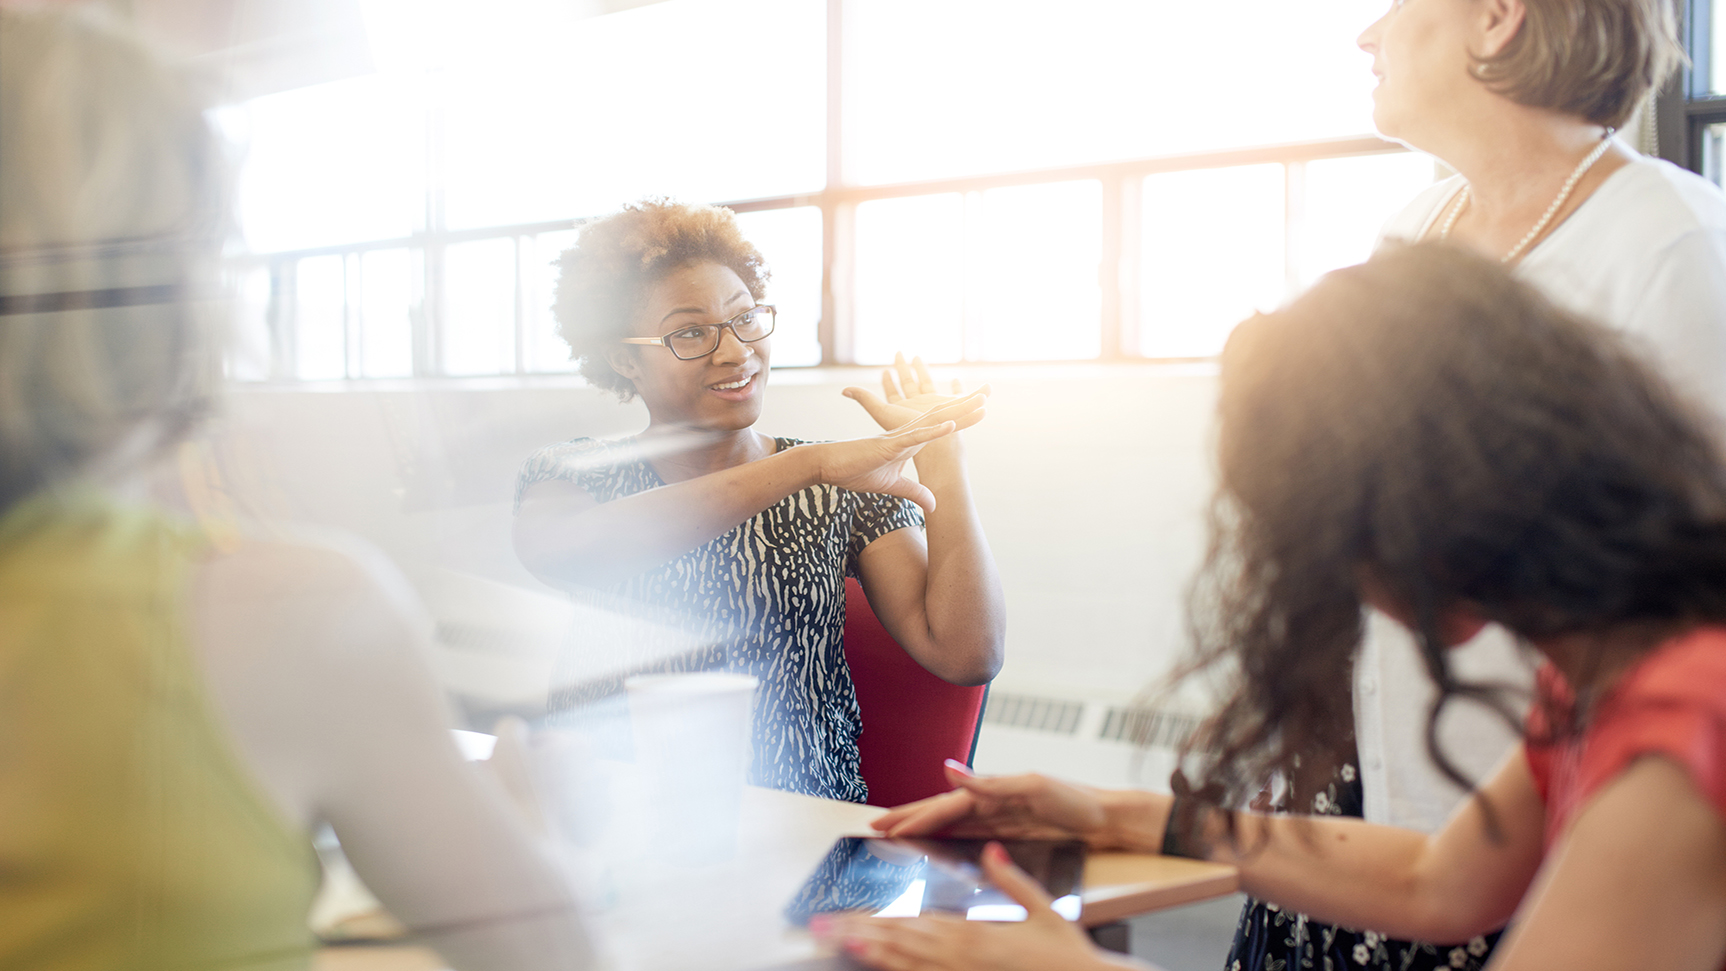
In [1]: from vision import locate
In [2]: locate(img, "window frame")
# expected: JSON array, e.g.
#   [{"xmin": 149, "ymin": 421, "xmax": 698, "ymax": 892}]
[
  {"xmin": 1655, "ymin": 0, "xmax": 1726, "ymax": 173},
  {"xmin": 236, "ymin": 0, "xmax": 1412, "ymax": 381}
]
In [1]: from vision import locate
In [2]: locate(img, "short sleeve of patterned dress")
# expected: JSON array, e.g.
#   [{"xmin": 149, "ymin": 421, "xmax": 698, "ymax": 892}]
[{"xmin": 845, "ymin": 490, "xmax": 925, "ymax": 577}]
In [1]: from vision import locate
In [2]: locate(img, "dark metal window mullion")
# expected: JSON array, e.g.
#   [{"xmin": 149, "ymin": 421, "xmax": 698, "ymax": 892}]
[
  {"xmin": 344, "ymin": 252, "xmax": 362, "ymax": 379},
  {"xmin": 960, "ymin": 191, "xmax": 977, "ymax": 362},
  {"xmin": 1116, "ymin": 175, "xmax": 1142, "ymax": 360},
  {"xmin": 513, "ymin": 235, "xmax": 527, "ymax": 375},
  {"xmin": 819, "ymin": 0, "xmax": 845, "ymax": 366},
  {"xmin": 1660, "ymin": 0, "xmax": 1712, "ymax": 172},
  {"xmin": 268, "ymin": 258, "xmax": 298, "ymax": 381},
  {"xmin": 1688, "ymin": 0, "xmax": 1714, "ymax": 173},
  {"xmin": 418, "ymin": 66, "xmax": 449, "ymax": 377},
  {"xmin": 1098, "ymin": 177, "xmax": 1124, "ymax": 360}
]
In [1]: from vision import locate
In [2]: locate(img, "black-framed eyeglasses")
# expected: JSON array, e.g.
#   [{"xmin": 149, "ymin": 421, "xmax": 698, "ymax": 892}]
[{"xmin": 620, "ymin": 305, "xmax": 777, "ymax": 360}]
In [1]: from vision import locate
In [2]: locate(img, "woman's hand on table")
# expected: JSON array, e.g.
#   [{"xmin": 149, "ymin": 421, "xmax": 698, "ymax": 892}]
[
  {"xmin": 811, "ymin": 393, "xmax": 987, "ymax": 512},
  {"xmin": 873, "ymin": 763, "xmax": 1174, "ymax": 854},
  {"xmin": 813, "ymin": 842, "xmax": 1141, "ymax": 971},
  {"xmin": 871, "ymin": 762, "xmax": 1112, "ymax": 845}
]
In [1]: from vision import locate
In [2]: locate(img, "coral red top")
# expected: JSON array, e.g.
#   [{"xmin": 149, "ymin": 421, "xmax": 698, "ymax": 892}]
[{"xmin": 1524, "ymin": 626, "xmax": 1726, "ymax": 856}]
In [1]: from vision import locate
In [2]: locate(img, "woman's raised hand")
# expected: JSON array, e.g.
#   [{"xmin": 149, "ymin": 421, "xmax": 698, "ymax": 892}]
[
  {"xmin": 812, "ymin": 842, "xmax": 1121, "ymax": 971},
  {"xmin": 871, "ymin": 762, "xmax": 1111, "ymax": 845},
  {"xmin": 811, "ymin": 392, "xmax": 987, "ymax": 512},
  {"xmin": 845, "ymin": 352, "xmax": 989, "ymax": 433}
]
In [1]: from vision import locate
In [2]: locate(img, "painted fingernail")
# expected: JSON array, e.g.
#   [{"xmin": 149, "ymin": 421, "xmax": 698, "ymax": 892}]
[
  {"xmin": 809, "ymin": 914, "xmax": 833, "ymax": 935},
  {"xmin": 844, "ymin": 938, "xmax": 868, "ymax": 955},
  {"xmin": 944, "ymin": 758, "xmax": 973, "ymax": 775},
  {"xmin": 985, "ymin": 841, "xmax": 1008, "ymax": 863}
]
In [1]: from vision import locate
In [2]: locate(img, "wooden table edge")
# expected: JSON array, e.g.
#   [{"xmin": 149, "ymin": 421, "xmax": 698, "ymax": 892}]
[{"xmin": 1079, "ymin": 868, "xmax": 1241, "ymax": 927}]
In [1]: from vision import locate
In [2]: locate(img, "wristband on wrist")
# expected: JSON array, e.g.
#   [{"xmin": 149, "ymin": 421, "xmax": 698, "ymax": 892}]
[{"xmin": 1159, "ymin": 771, "xmax": 1214, "ymax": 860}]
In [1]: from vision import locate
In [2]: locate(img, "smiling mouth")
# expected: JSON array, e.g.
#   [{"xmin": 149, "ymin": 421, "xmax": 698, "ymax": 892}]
[{"xmin": 709, "ymin": 375, "xmax": 753, "ymax": 391}]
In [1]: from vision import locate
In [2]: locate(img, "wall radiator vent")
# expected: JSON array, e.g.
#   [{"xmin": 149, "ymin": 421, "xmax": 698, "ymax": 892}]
[
  {"xmin": 1097, "ymin": 705, "xmax": 1201, "ymax": 749},
  {"xmin": 983, "ymin": 692, "xmax": 1204, "ymax": 752},
  {"xmin": 981, "ymin": 692, "xmax": 1086, "ymax": 735}
]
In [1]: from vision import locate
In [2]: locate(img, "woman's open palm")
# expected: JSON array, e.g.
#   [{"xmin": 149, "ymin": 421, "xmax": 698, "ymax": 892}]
[{"xmin": 846, "ymin": 352, "xmax": 989, "ymax": 433}]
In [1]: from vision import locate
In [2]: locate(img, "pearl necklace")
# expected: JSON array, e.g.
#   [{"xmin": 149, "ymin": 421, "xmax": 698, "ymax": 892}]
[{"xmin": 1438, "ymin": 133, "xmax": 1616, "ymax": 263}]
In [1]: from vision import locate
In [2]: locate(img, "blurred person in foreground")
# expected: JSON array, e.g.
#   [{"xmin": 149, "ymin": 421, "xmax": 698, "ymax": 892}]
[
  {"xmin": 512, "ymin": 200, "xmax": 1004, "ymax": 804},
  {"xmin": 819, "ymin": 243, "xmax": 1726, "ymax": 970},
  {"xmin": 1221, "ymin": 1, "xmax": 1726, "ymax": 966},
  {"xmin": 0, "ymin": 8, "xmax": 590, "ymax": 969}
]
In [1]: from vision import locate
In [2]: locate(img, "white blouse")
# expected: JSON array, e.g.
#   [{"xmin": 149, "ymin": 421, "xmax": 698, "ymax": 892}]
[{"xmin": 1357, "ymin": 151, "xmax": 1726, "ymax": 831}]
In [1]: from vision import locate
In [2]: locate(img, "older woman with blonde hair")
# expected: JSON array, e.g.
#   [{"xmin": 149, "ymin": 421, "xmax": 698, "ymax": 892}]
[
  {"xmin": 0, "ymin": 8, "xmax": 591, "ymax": 969},
  {"xmin": 1230, "ymin": 1, "xmax": 1726, "ymax": 966}
]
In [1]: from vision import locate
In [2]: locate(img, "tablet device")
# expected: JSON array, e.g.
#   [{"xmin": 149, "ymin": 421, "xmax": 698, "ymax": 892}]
[{"xmin": 784, "ymin": 837, "xmax": 1085, "ymax": 926}]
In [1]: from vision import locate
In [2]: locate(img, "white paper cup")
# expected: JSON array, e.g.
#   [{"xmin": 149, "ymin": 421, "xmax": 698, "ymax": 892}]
[{"xmin": 624, "ymin": 672, "xmax": 758, "ymax": 864}]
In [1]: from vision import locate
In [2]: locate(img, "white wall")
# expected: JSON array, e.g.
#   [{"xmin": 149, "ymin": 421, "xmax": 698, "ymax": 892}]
[{"xmin": 204, "ymin": 363, "xmax": 1220, "ymax": 781}]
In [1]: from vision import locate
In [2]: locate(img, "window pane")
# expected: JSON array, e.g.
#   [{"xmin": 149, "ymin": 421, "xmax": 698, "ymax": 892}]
[
  {"xmin": 440, "ymin": 0, "xmax": 825, "ymax": 229},
  {"xmin": 967, "ymin": 182, "xmax": 1101, "ymax": 362},
  {"xmin": 295, "ymin": 256, "xmax": 348, "ymax": 380},
  {"xmin": 523, "ymin": 230, "xmax": 580, "ymax": 374},
  {"xmin": 443, "ymin": 238, "xmax": 517, "ymax": 376},
  {"xmin": 1715, "ymin": 0, "xmax": 1726, "ymax": 95},
  {"xmin": 847, "ymin": 0, "xmax": 1386, "ymax": 185},
  {"xmin": 853, "ymin": 194, "xmax": 965, "ymax": 365},
  {"xmin": 1140, "ymin": 164, "xmax": 1285, "ymax": 359},
  {"xmin": 734, "ymin": 207, "xmax": 824, "ymax": 367},
  {"xmin": 1702, "ymin": 122, "xmax": 1726, "ymax": 190},
  {"xmin": 1297, "ymin": 152, "xmax": 1438, "ymax": 288},
  {"xmin": 226, "ymin": 265, "xmax": 274, "ymax": 381},
  {"xmin": 235, "ymin": 75, "xmax": 425, "ymax": 253},
  {"xmin": 359, "ymin": 249, "xmax": 416, "ymax": 378}
]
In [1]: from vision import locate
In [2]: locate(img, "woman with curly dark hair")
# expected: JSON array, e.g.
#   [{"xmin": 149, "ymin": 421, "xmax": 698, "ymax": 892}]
[
  {"xmin": 512, "ymin": 199, "xmax": 1004, "ymax": 803},
  {"xmin": 823, "ymin": 243, "xmax": 1726, "ymax": 970}
]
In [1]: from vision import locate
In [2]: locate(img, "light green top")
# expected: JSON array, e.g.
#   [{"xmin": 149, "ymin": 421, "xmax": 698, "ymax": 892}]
[{"xmin": 0, "ymin": 491, "xmax": 319, "ymax": 971}]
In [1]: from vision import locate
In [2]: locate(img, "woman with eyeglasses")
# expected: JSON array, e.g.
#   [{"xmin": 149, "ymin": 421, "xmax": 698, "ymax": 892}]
[
  {"xmin": 512, "ymin": 199, "xmax": 1005, "ymax": 803},
  {"xmin": 821, "ymin": 243, "xmax": 1726, "ymax": 971}
]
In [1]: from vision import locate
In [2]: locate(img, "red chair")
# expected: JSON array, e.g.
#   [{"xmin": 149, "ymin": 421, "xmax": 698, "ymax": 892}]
[{"xmin": 843, "ymin": 577, "xmax": 990, "ymax": 808}]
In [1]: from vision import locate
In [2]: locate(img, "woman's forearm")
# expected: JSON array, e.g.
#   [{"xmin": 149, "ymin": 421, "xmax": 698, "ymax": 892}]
[
  {"xmin": 515, "ymin": 447, "xmax": 820, "ymax": 588},
  {"xmin": 1081, "ymin": 769, "xmax": 1531, "ymax": 944},
  {"xmin": 1190, "ymin": 791, "xmax": 1533, "ymax": 943},
  {"xmin": 908, "ymin": 438, "xmax": 1005, "ymax": 684},
  {"xmin": 1212, "ymin": 812, "xmax": 1450, "ymax": 938},
  {"xmin": 1088, "ymin": 788, "xmax": 1173, "ymax": 853}
]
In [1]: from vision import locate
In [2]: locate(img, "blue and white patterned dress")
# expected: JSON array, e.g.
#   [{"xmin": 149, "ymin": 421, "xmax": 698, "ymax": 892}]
[{"xmin": 515, "ymin": 436, "xmax": 924, "ymax": 803}]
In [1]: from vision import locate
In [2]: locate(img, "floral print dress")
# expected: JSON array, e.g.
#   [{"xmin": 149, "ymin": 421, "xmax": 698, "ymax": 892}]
[{"xmin": 1223, "ymin": 761, "xmax": 1501, "ymax": 971}]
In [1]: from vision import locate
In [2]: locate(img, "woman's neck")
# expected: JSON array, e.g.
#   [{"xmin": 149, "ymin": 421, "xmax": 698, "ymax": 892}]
[
  {"xmin": 1531, "ymin": 620, "xmax": 1687, "ymax": 697},
  {"xmin": 638, "ymin": 423, "xmax": 775, "ymax": 483},
  {"xmin": 1426, "ymin": 106, "xmax": 1630, "ymax": 258}
]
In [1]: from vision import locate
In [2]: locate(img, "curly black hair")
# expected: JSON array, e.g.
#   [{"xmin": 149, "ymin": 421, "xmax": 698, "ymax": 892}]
[
  {"xmin": 553, "ymin": 199, "xmax": 769, "ymax": 400},
  {"xmin": 1179, "ymin": 241, "xmax": 1726, "ymax": 817}
]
